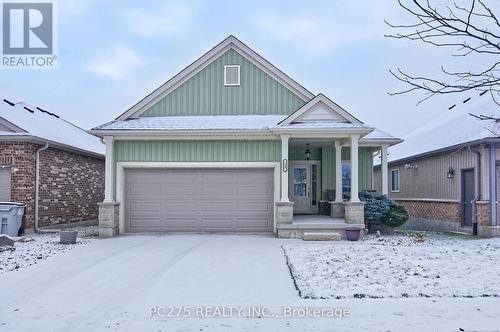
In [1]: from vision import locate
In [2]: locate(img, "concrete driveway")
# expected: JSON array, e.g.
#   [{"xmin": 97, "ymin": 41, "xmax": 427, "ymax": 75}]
[{"xmin": 1, "ymin": 234, "xmax": 499, "ymax": 332}]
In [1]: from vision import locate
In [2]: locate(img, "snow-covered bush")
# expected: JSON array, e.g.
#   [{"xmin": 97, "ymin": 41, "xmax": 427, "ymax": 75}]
[
  {"xmin": 359, "ymin": 191, "xmax": 408, "ymax": 228},
  {"xmin": 385, "ymin": 204, "xmax": 409, "ymax": 228}
]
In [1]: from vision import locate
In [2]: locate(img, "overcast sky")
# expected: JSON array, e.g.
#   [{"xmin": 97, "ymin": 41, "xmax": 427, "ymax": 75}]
[{"xmin": 1, "ymin": 0, "xmax": 497, "ymax": 137}]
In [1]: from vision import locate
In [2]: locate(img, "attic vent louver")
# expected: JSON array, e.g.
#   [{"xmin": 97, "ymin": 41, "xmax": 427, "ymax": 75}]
[{"xmin": 224, "ymin": 65, "xmax": 240, "ymax": 86}]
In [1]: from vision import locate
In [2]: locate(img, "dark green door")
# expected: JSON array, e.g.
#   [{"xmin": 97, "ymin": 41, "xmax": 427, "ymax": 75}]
[{"xmin": 462, "ymin": 169, "xmax": 474, "ymax": 227}]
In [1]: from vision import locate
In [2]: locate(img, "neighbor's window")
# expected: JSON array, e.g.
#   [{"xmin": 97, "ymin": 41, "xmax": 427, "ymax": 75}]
[
  {"xmin": 342, "ymin": 161, "xmax": 351, "ymax": 199},
  {"xmin": 224, "ymin": 65, "xmax": 240, "ymax": 86},
  {"xmin": 391, "ymin": 169, "xmax": 400, "ymax": 192}
]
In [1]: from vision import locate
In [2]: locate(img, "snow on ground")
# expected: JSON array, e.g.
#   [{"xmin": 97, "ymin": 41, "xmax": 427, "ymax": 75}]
[
  {"xmin": 0, "ymin": 226, "xmax": 98, "ymax": 274},
  {"xmin": 283, "ymin": 231, "xmax": 500, "ymax": 299},
  {"xmin": 1, "ymin": 234, "xmax": 499, "ymax": 331}
]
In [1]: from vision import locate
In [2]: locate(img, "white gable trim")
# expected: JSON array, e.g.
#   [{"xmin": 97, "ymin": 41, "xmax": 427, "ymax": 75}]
[
  {"xmin": 279, "ymin": 94, "xmax": 363, "ymax": 125},
  {"xmin": 0, "ymin": 117, "xmax": 26, "ymax": 133},
  {"xmin": 117, "ymin": 36, "xmax": 315, "ymax": 120}
]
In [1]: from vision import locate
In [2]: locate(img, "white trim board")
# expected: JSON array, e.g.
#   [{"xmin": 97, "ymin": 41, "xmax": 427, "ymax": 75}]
[
  {"xmin": 117, "ymin": 36, "xmax": 314, "ymax": 120},
  {"xmin": 115, "ymin": 161, "xmax": 281, "ymax": 234},
  {"xmin": 0, "ymin": 117, "xmax": 25, "ymax": 132},
  {"xmin": 279, "ymin": 94, "xmax": 363, "ymax": 126}
]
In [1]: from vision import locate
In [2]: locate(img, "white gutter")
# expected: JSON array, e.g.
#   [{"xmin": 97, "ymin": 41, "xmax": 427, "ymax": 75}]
[
  {"xmin": 90, "ymin": 127, "xmax": 375, "ymax": 137},
  {"xmin": 34, "ymin": 143, "xmax": 58, "ymax": 233}
]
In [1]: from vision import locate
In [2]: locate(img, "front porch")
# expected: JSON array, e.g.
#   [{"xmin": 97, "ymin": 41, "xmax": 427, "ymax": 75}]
[{"xmin": 275, "ymin": 133, "xmax": 392, "ymax": 239}]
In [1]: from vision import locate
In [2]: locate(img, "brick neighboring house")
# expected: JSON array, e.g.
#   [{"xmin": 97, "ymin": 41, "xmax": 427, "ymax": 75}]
[
  {"xmin": 0, "ymin": 99, "xmax": 104, "ymax": 231},
  {"xmin": 374, "ymin": 96, "xmax": 500, "ymax": 237}
]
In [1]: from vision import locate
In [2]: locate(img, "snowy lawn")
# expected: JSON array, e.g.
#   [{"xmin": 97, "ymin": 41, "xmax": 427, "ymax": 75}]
[
  {"xmin": 0, "ymin": 226, "xmax": 97, "ymax": 274},
  {"xmin": 283, "ymin": 231, "xmax": 500, "ymax": 299}
]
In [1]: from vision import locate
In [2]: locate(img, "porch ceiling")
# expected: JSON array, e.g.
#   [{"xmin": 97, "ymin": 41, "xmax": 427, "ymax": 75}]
[{"xmin": 289, "ymin": 139, "xmax": 341, "ymax": 148}]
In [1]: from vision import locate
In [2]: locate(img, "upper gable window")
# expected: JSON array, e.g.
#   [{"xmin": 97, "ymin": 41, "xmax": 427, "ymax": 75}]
[{"xmin": 224, "ymin": 65, "xmax": 240, "ymax": 86}]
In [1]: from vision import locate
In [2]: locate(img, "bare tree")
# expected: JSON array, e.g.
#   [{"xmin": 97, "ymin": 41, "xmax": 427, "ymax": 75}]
[{"xmin": 386, "ymin": 0, "xmax": 500, "ymax": 111}]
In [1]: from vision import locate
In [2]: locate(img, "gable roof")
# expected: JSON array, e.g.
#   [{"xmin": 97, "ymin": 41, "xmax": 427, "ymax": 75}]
[
  {"xmin": 386, "ymin": 96, "xmax": 500, "ymax": 163},
  {"xmin": 117, "ymin": 35, "xmax": 315, "ymax": 120},
  {"xmin": 278, "ymin": 94, "xmax": 363, "ymax": 125},
  {"xmin": 0, "ymin": 99, "xmax": 104, "ymax": 157}
]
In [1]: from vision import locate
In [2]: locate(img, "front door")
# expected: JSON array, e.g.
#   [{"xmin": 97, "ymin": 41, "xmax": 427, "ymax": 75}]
[
  {"xmin": 289, "ymin": 162, "xmax": 320, "ymax": 214},
  {"xmin": 461, "ymin": 169, "xmax": 474, "ymax": 227}
]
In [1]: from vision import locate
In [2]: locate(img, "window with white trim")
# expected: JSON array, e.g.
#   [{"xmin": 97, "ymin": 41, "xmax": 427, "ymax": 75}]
[
  {"xmin": 224, "ymin": 65, "xmax": 240, "ymax": 86},
  {"xmin": 391, "ymin": 169, "xmax": 400, "ymax": 192}
]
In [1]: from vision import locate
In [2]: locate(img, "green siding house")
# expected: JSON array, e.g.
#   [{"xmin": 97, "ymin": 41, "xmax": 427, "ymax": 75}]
[{"xmin": 92, "ymin": 36, "xmax": 401, "ymax": 238}]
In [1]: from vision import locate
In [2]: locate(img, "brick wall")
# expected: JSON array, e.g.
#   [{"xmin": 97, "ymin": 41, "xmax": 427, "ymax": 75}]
[
  {"xmin": 394, "ymin": 199, "xmax": 461, "ymax": 223},
  {"xmin": 0, "ymin": 141, "xmax": 37, "ymax": 227},
  {"xmin": 38, "ymin": 147, "xmax": 104, "ymax": 227},
  {"xmin": 476, "ymin": 201, "xmax": 490, "ymax": 226},
  {"xmin": 0, "ymin": 141, "xmax": 104, "ymax": 228}
]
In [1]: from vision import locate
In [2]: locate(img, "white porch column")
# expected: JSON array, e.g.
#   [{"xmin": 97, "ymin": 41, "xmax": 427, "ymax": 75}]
[
  {"xmin": 103, "ymin": 136, "xmax": 114, "ymax": 203},
  {"xmin": 334, "ymin": 141, "xmax": 343, "ymax": 202},
  {"xmin": 381, "ymin": 144, "xmax": 389, "ymax": 195},
  {"xmin": 280, "ymin": 135, "xmax": 290, "ymax": 201},
  {"xmin": 350, "ymin": 134, "xmax": 360, "ymax": 202}
]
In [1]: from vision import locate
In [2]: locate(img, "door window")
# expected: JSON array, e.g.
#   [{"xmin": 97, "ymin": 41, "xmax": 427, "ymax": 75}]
[{"xmin": 293, "ymin": 167, "xmax": 307, "ymax": 197}]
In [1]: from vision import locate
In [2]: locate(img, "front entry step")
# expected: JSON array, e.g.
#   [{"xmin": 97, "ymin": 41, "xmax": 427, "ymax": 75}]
[{"xmin": 303, "ymin": 232, "xmax": 341, "ymax": 241}]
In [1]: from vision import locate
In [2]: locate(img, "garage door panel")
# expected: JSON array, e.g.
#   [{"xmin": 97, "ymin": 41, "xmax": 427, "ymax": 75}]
[
  {"xmin": 128, "ymin": 214, "xmax": 162, "ymax": 223},
  {"xmin": 127, "ymin": 185, "xmax": 162, "ymax": 195},
  {"xmin": 166, "ymin": 218, "xmax": 201, "ymax": 228},
  {"xmin": 200, "ymin": 218, "xmax": 234, "ymax": 228},
  {"xmin": 236, "ymin": 219, "xmax": 271, "ymax": 228},
  {"xmin": 128, "ymin": 170, "xmax": 163, "ymax": 183},
  {"xmin": 129, "ymin": 197, "xmax": 162, "ymax": 211},
  {"xmin": 236, "ymin": 186, "xmax": 269, "ymax": 195},
  {"xmin": 125, "ymin": 168, "xmax": 274, "ymax": 233},
  {"xmin": 199, "ymin": 186, "xmax": 234, "ymax": 196},
  {"xmin": 198, "ymin": 203, "xmax": 233, "ymax": 211},
  {"xmin": 167, "ymin": 171, "xmax": 199, "ymax": 183},
  {"xmin": 165, "ymin": 203, "xmax": 199, "ymax": 211}
]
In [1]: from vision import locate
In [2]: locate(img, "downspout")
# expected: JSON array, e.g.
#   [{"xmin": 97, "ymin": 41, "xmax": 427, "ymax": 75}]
[
  {"xmin": 488, "ymin": 144, "xmax": 497, "ymax": 227},
  {"xmin": 34, "ymin": 143, "xmax": 58, "ymax": 233}
]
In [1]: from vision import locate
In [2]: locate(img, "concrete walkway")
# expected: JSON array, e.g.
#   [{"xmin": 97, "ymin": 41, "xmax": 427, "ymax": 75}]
[{"xmin": 0, "ymin": 234, "xmax": 499, "ymax": 331}]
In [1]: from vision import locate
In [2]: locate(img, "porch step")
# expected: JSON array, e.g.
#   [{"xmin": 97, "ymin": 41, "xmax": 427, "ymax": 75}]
[
  {"xmin": 277, "ymin": 222, "xmax": 365, "ymax": 230},
  {"xmin": 303, "ymin": 232, "xmax": 341, "ymax": 241}
]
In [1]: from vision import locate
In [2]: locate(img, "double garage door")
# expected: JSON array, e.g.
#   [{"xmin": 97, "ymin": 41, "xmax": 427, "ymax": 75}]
[{"xmin": 125, "ymin": 168, "xmax": 274, "ymax": 233}]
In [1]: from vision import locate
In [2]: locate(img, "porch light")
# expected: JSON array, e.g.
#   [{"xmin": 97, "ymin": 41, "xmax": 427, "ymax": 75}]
[
  {"xmin": 305, "ymin": 144, "xmax": 311, "ymax": 161},
  {"xmin": 447, "ymin": 167, "xmax": 455, "ymax": 179}
]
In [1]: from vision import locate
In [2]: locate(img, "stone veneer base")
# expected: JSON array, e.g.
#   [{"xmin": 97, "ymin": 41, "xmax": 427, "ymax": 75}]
[{"xmin": 98, "ymin": 202, "xmax": 120, "ymax": 238}]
